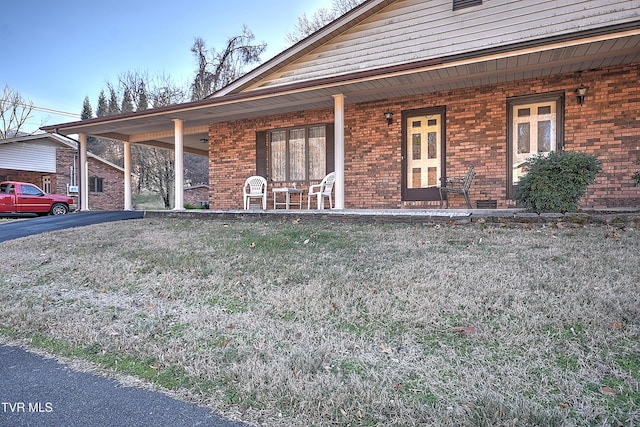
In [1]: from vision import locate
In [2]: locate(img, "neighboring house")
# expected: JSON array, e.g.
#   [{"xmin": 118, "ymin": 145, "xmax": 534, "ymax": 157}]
[
  {"xmin": 184, "ymin": 184, "xmax": 210, "ymax": 208},
  {"xmin": 0, "ymin": 133, "xmax": 129, "ymax": 211},
  {"xmin": 44, "ymin": 0, "xmax": 640, "ymax": 209}
]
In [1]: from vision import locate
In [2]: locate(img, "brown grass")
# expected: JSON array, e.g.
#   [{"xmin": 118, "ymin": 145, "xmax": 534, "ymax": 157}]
[{"xmin": 0, "ymin": 218, "xmax": 638, "ymax": 426}]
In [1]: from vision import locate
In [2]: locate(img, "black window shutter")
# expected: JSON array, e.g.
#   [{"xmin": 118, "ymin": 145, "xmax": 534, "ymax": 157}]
[
  {"xmin": 326, "ymin": 123, "xmax": 335, "ymax": 173},
  {"xmin": 256, "ymin": 131, "xmax": 267, "ymax": 178}
]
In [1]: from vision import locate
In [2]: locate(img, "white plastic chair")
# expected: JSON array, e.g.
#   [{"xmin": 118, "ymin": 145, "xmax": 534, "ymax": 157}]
[
  {"xmin": 243, "ymin": 176, "xmax": 267, "ymax": 209},
  {"xmin": 307, "ymin": 172, "xmax": 336, "ymax": 209}
]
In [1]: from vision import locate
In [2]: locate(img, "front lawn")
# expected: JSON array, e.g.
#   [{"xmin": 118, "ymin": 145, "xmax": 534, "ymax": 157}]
[{"xmin": 0, "ymin": 218, "xmax": 638, "ymax": 426}]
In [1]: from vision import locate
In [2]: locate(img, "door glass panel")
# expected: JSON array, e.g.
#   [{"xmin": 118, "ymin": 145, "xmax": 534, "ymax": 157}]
[
  {"xmin": 517, "ymin": 123, "xmax": 530, "ymax": 154},
  {"xmin": 412, "ymin": 134, "xmax": 421, "ymax": 160},
  {"xmin": 427, "ymin": 132, "xmax": 437, "ymax": 159},
  {"xmin": 537, "ymin": 120, "xmax": 551, "ymax": 152},
  {"xmin": 407, "ymin": 114, "xmax": 441, "ymax": 189}
]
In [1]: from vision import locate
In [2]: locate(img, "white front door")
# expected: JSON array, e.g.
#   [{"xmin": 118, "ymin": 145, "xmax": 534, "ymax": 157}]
[{"xmin": 403, "ymin": 108, "xmax": 445, "ymax": 201}]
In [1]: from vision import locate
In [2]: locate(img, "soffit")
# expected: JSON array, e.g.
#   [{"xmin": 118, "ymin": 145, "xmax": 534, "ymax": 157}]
[{"xmin": 43, "ymin": 31, "xmax": 640, "ymax": 154}]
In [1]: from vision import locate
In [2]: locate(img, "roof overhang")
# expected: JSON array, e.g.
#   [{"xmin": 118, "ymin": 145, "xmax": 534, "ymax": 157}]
[{"xmin": 42, "ymin": 24, "xmax": 640, "ymax": 155}]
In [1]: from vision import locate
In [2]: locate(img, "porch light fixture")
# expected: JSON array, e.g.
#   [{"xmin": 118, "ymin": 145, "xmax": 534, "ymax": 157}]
[
  {"xmin": 200, "ymin": 138, "xmax": 209, "ymax": 144},
  {"xmin": 384, "ymin": 111, "xmax": 393, "ymax": 126},
  {"xmin": 575, "ymin": 84, "xmax": 589, "ymax": 105}
]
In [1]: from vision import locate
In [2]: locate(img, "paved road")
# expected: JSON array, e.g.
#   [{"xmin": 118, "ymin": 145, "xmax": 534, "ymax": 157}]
[
  {"xmin": 0, "ymin": 212, "xmax": 251, "ymax": 427},
  {"xmin": 0, "ymin": 211, "xmax": 145, "ymax": 243}
]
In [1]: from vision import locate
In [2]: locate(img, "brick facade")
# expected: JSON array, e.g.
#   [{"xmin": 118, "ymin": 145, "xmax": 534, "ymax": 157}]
[
  {"xmin": 208, "ymin": 63, "xmax": 640, "ymax": 210},
  {"xmin": 184, "ymin": 185, "xmax": 210, "ymax": 207},
  {"xmin": 86, "ymin": 156, "xmax": 125, "ymax": 211}
]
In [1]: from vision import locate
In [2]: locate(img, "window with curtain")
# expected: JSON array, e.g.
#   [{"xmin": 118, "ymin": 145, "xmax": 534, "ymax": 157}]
[{"xmin": 270, "ymin": 125, "xmax": 327, "ymax": 182}]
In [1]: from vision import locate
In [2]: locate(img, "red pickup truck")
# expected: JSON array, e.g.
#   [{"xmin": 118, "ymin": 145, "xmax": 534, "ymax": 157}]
[{"xmin": 0, "ymin": 181, "xmax": 76, "ymax": 215}]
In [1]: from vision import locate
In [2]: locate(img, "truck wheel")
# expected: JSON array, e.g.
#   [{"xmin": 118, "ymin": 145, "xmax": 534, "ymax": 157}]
[{"xmin": 50, "ymin": 203, "xmax": 69, "ymax": 215}]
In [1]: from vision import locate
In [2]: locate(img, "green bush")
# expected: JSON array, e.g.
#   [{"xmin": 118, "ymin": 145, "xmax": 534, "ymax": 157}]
[{"xmin": 514, "ymin": 151, "xmax": 602, "ymax": 213}]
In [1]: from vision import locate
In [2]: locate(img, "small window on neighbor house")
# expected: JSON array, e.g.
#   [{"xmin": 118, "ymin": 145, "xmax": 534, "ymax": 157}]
[
  {"xmin": 42, "ymin": 176, "xmax": 52, "ymax": 193},
  {"xmin": 453, "ymin": 0, "xmax": 482, "ymax": 11},
  {"xmin": 89, "ymin": 176, "xmax": 104, "ymax": 193}
]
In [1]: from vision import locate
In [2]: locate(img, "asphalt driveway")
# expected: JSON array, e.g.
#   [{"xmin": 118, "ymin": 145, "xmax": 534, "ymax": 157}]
[
  {"xmin": 0, "ymin": 211, "xmax": 145, "ymax": 243},
  {"xmin": 0, "ymin": 211, "xmax": 251, "ymax": 427},
  {"xmin": 0, "ymin": 344, "xmax": 248, "ymax": 427}
]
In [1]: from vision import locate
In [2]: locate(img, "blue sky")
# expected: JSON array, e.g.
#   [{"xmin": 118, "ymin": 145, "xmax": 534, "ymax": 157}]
[{"xmin": 1, "ymin": 0, "xmax": 331, "ymax": 133}]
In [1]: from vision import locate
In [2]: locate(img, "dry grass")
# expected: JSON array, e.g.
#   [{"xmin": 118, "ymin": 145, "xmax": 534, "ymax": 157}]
[{"xmin": 0, "ymin": 217, "xmax": 639, "ymax": 426}]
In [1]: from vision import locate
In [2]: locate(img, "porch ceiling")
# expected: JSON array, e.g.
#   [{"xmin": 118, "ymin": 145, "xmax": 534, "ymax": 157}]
[{"xmin": 43, "ymin": 31, "xmax": 640, "ymax": 155}]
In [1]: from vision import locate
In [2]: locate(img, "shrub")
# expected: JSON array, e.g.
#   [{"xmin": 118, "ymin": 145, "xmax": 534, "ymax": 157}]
[
  {"xmin": 514, "ymin": 151, "xmax": 602, "ymax": 213},
  {"xmin": 184, "ymin": 203, "xmax": 207, "ymax": 210}
]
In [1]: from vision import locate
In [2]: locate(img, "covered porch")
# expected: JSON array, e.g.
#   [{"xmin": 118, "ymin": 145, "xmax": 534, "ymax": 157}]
[{"xmin": 42, "ymin": 25, "xmax": 640, "ymax": 211}]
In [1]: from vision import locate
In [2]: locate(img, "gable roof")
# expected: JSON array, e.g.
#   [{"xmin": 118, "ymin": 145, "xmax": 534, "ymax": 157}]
[
  {"xmin": 214, "ymin": 0, "xmax": 395, "ymax": 96},
  {"xmin": 42, "ymin": 0, "xmax": 640, "ymax": 152},
  {"xmin": 219, "ymin": 0, "xmax": 640, "ymax": 95}
]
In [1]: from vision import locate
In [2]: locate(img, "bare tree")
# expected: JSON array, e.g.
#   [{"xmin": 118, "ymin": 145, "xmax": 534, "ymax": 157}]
[
  {"xmin": 285, "ymin": 0, "xmax": 365, "ymax": 45},
  {"xmin": 131, "ymin": 75, "xmax": 189, "ymax": 207},
  {"xmin": 332, "ymin": 0, "xmax": 364, "ymax": 15},
  {"xmin": 133, "ymin": 145, "xmax": 174, "ymax": 208},
  {"xmin": 191, "ymin": 26, "xmax": 266, "ymax": 100},
  {"xmin": 0, "ymin": 85, "xmax": 35, "ymax": 139}
]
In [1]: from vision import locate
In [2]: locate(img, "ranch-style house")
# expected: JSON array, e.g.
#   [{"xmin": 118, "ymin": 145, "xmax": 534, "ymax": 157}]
[{"xmin": 43, "ymin": 0, "xmax": 640, "ymax": 210}]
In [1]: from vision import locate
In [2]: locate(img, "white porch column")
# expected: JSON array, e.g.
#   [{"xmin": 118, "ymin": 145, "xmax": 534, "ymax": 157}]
[
  {"xmin": 123, "ymin": 141, "xmax": 132, "ymax": 210},
  {"xmin": 78, "ymin": 133, "xmax": 89, "ymax": 211},
  {"xmin": 173, "ymin": 119, "xmax": 184, "ymax": 210},
  {"xmin": 333, "ymin": 94, "xmax": 345, "ymax": 209}
]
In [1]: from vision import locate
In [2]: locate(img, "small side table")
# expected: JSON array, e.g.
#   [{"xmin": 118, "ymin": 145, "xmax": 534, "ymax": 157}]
[{"xmin": 273, "ymin": 187, "xmax": 303, "ymax": 209}]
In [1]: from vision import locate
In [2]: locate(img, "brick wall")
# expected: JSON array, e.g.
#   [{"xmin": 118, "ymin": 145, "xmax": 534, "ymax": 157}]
[
  {"xmin": 86, "ymin": 158, "xmax": 125, "ymax": 210},
  {"xmin": 184, "ymin": 185, "xmax": 210, "ymax": 207},
  {"xmin": 209, "ymin": 110, "xmax": 333, "ymax": 210},
  {"xmin": 208, "ymin": 62, "xmax": 640, "ymax": 210},
  {"xmin": 55, "ymin": 147, "xmax": 76, "ymax": 198},
  {"xmin": 54, "ymin": 148, "xmax": 126, "ymax": 210}
]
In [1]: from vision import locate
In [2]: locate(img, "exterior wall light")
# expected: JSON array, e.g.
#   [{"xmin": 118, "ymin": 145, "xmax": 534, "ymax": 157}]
[
  {"xmin": 384, "ymin": 111, "xmax": 393, "ymax": 126},
  {"xmin": 575, "ymin": 84, "xmax": 589, "ymax": 105},
  {"xmin": 200, "ymin": 138, "xmax": 209, "ymax": 144}
]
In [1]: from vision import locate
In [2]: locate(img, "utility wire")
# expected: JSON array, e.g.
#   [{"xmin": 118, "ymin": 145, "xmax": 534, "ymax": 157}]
[{"xmin": 0, "ymin": 101, "xmax": 80, "ymax": 119}]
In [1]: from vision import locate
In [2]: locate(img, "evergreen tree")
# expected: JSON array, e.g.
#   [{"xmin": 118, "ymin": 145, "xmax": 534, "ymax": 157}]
[
  {"xmin": 81, "ymin": 96, "xmax": 93, "ymax": 120},
  {"xmin": 108, "ymin": 87, "xmax": 120, "ymax": 115},
  {"xmin": 121, "ymin": 88, "xmax": 134, "ymax": 113},
  {"xmin": 138, "ymin": 82, "xmax": 149, "ymax": 111},
  {"xmin": 96, "ymin": 90, "xmax": 108, "ymax": 117}
]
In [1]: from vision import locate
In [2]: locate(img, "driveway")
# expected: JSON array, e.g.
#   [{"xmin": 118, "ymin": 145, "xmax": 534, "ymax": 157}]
[
  {"xmin": 0, "ymin": 211, "xmax": 251, "ymax": 427},
  {"xmin": 0, "ymin": 344, "xmax": 248, "ymax": 427},
  {"xmin": 0, "ymin": 211, "xmax": 145, "ymax": 243}
]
